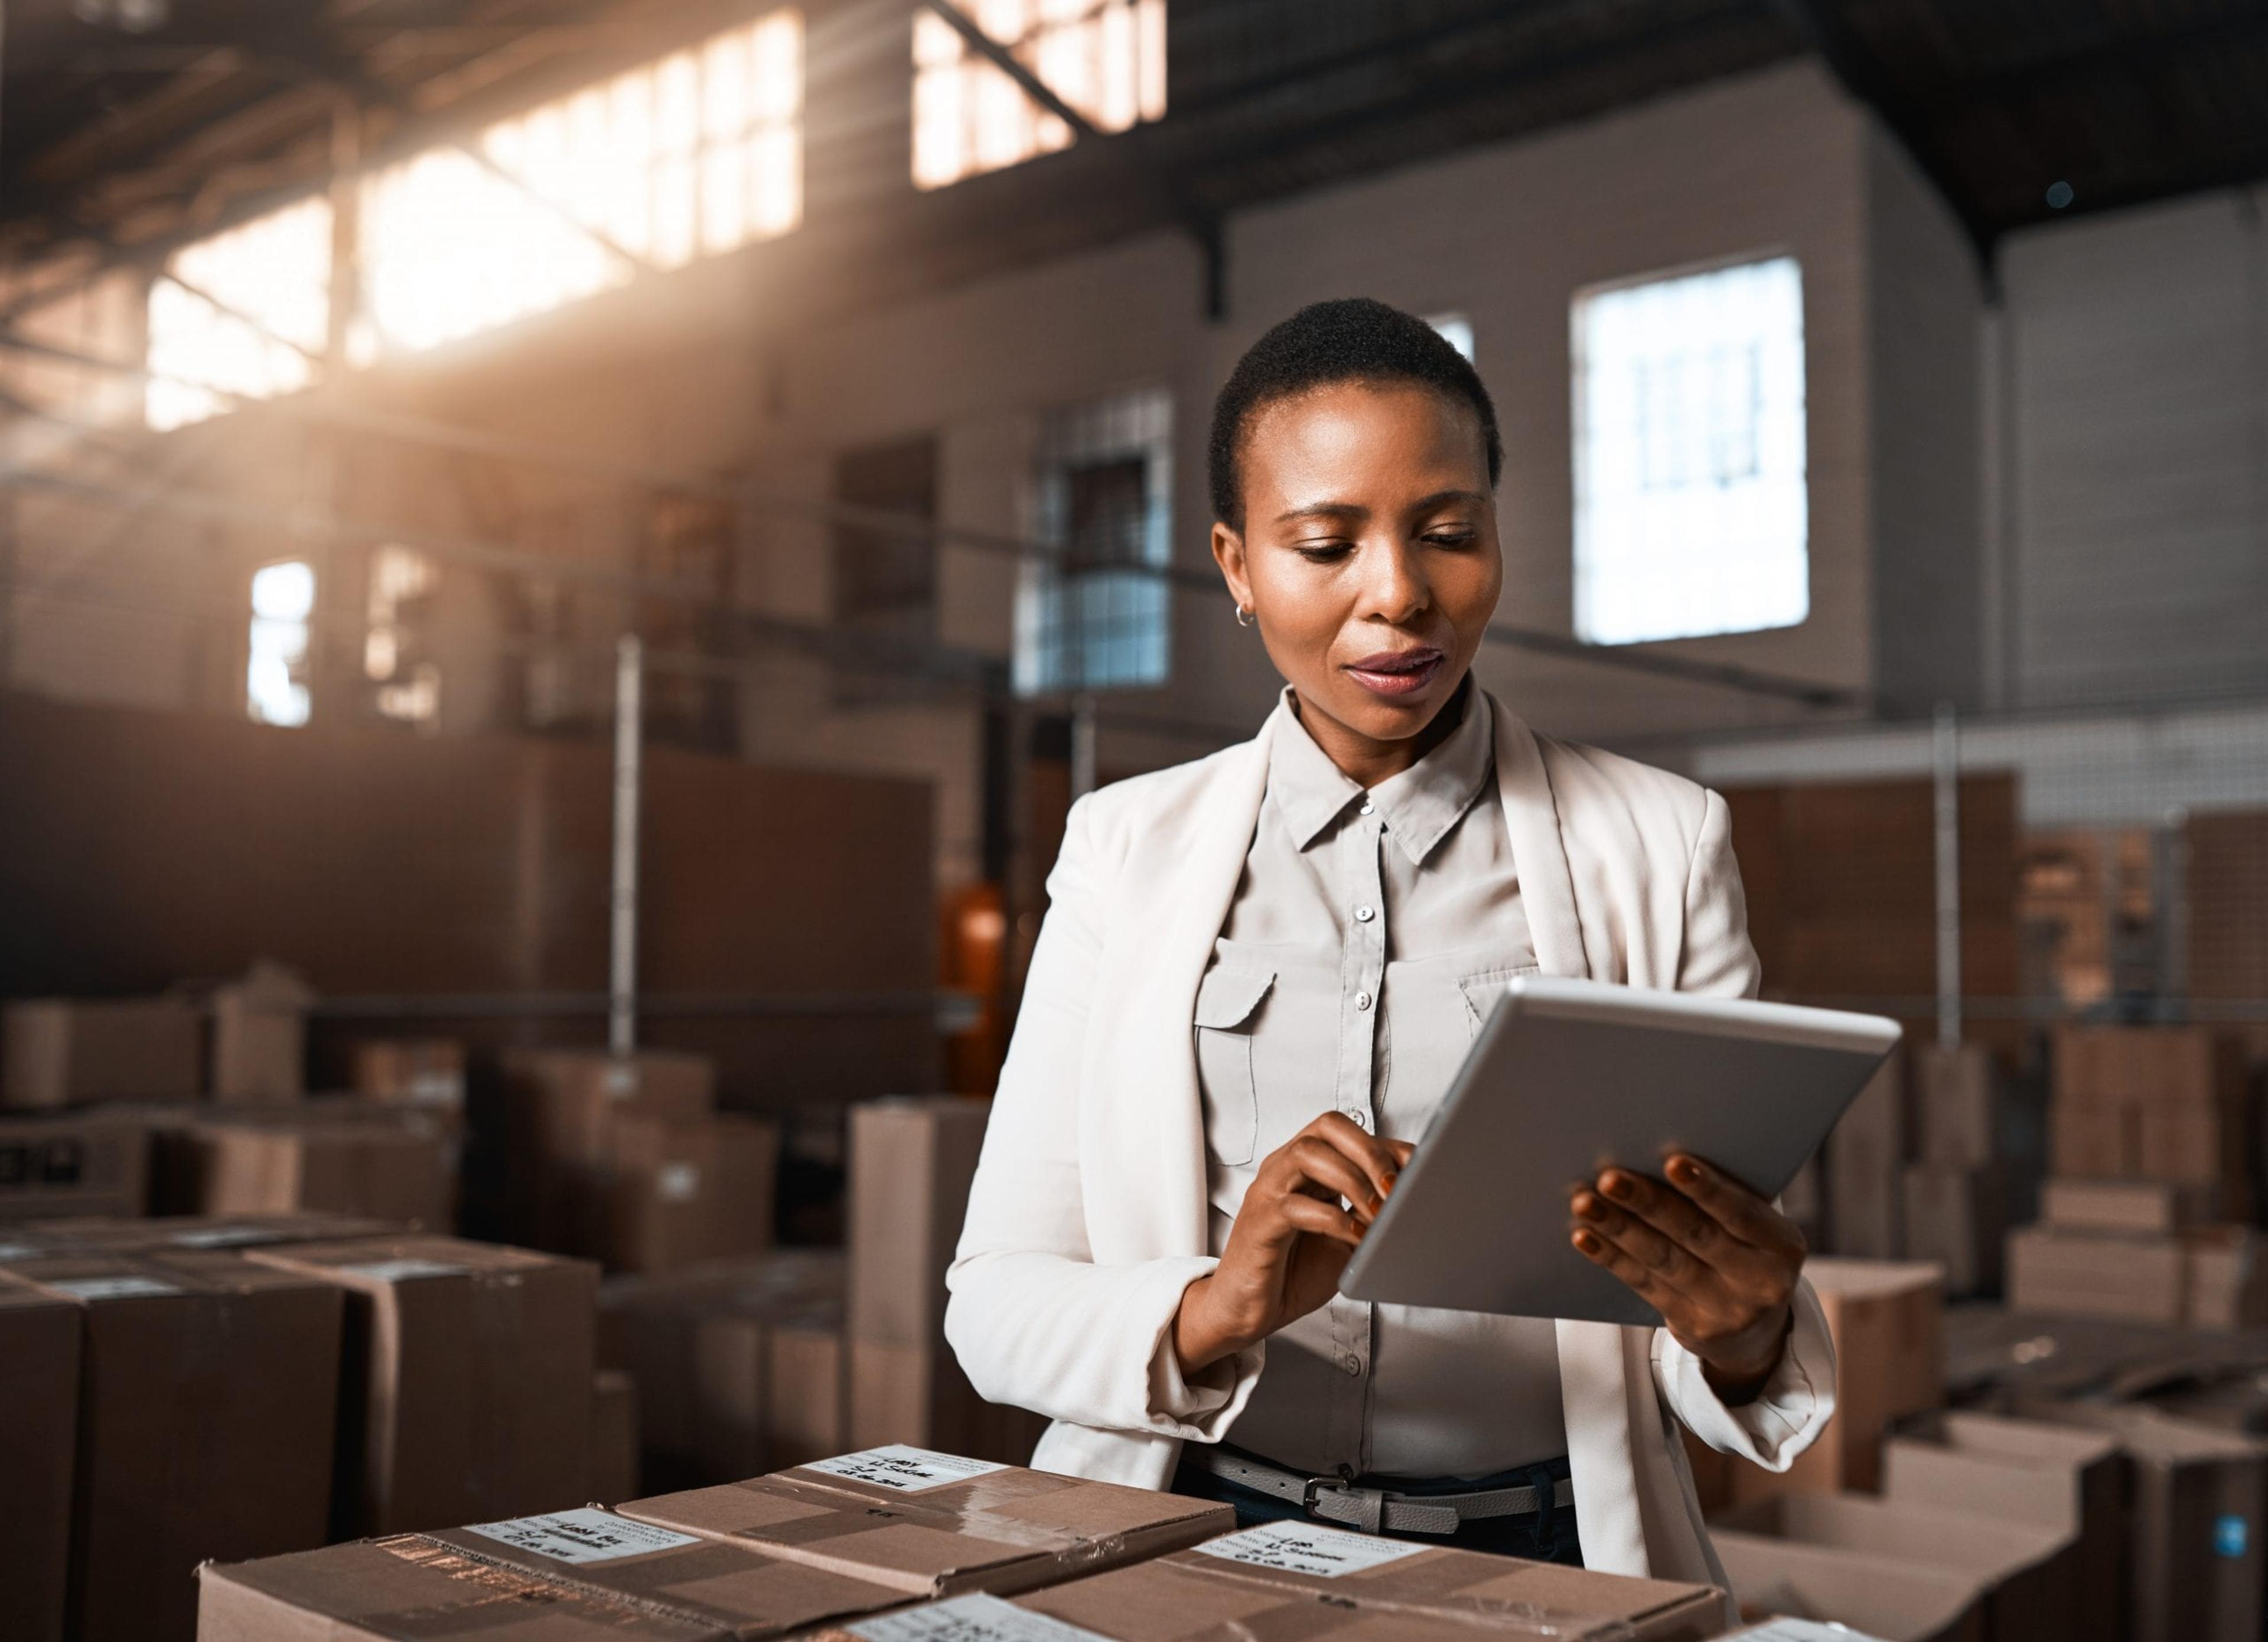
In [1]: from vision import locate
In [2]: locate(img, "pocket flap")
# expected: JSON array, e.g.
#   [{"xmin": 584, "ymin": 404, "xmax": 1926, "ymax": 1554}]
[
  {"xmin": 1458, "ymin": 966, "xmax": 1539, "ymax": 1027},
  {"xmin": 1194, "ymin": 965, "xmax": 1275, "ymax": 1031}
]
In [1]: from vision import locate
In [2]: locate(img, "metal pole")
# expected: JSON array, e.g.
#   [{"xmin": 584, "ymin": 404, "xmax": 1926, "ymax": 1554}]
[
  {"xmin": 1932, "ymin": 702, "xmax": 1963, "ymax": 1047},
  {"xmin": 609, "ymin": 634, "xmax": 643, "ymax": 1055}
]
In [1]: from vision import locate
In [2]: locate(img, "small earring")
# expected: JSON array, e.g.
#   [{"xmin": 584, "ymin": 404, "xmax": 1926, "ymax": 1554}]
[{"xmin": 1234, "ymin": 604, "xmax": 1255, "ymax": 628}]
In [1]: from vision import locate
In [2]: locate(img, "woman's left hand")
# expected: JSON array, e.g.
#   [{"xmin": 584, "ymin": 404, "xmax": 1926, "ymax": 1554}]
[{"xmin": 1568, "ymin": 1154, "xmax": 1804, "ymax": 1402}]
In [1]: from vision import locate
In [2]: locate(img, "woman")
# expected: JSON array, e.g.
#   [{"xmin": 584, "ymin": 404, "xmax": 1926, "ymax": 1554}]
[{"xmin": 944, "ymin": 298, "xmax": 1832, "ymax": 1588}]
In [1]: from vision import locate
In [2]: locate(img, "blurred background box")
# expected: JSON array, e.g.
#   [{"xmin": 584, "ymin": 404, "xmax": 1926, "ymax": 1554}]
[
  {"xmin": 244, "ymin": 1234, "xmax": 597, "ymax": 1537},
  {"xmin": 2184, "ymin": 1227, "xmax": 2268, "ymax": 1331},
  {"xmin": 348, "ymin": 1038, "xmax": 466, "ymax": 1112},
  {"xmin": 1903, "ymin": 1161, "xmax": 2009, "ymax": 1296},
  {"xmin": 501, "ymin": 1047, "xmax": 715, "ymax": 1255},
  {"xmin": 1884, "ymin": 1412, "xmax": 2122, "ymax": 1642},
  {"xmin": 2006, "ymin": 1225, "xmax": 2186, "ymax": 1324},
  {"xmin": 1711, "ymin": 1491, "xmax": 2075, "ymax": 1642},
  {"xmin": 25, "ymin": 1209, "xmax": 402, "ymax": 1252},
  {"xmin": 9, "ymin": 1250, "xmax": 343, "ymax": 1642},
  {"xmin": 607, "ymin": 1110, "xmax": 780, "ymax": 1273},
  {"xmin": 2042, "ymin": 1178, "xmax": 2220, "ymax": 1235},
  {"xmin": 0, "ymin": 1272, "xmax": 79, "ymax": 1642},
  {"xmin": 1, "ymin": 998, "xmax": 200, "ymax": 1109},
  {"xmin": 190, "ymin": 1111, "xmax": 455, "ymax": 1229},
  {"xmin": 207, "ymin": 961, "xmax": 315, "ymax": 1105},
  {"xmin": 0, "ymin": 1109, "xmax": 149, "ymax": 1222},
  {"xmin": 1826, "ymin": 1050, "xmax": 1909, "ymax": 1260},
  {"xmin": 1917, "ymin": 1042, "xmax": 2002, "ymax": 1168},
  {"xmin": 1712, "ymin": 1529, "xmax": 1989, "ymax": 1642},
  {"xmin": 590, "ymin": 1368, "xmax": 640, "ymax": 1505},
  {"xmin": 1732, "ymin": 1257, "xmax": 1944, "ymax": 1501}
]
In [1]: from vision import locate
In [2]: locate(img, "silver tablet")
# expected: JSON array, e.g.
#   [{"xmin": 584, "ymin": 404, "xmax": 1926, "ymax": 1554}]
[{"xmin": 1338, "ymin": 976, "xmax": 1900, "ymax": 1325}]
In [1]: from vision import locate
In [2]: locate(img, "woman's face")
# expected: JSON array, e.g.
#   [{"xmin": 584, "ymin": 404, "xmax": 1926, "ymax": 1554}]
[{"xmin": 1212, "ymin": 380, "xmax": 1502, "ymax": 767}]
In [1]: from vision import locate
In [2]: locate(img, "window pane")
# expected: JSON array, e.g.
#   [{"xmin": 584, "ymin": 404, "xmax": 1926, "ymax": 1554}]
[{"xmin": 1572, "ymin": 255, "xmax": 1807, "ymax": 646}]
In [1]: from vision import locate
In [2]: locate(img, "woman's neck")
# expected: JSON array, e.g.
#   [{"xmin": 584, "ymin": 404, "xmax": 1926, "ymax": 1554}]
[{"xmin": 1290, "ymin": 676, "xmax": 1472, "ymax": 789}]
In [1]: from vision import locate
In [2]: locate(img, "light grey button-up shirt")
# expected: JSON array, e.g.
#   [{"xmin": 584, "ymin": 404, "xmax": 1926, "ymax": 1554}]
[{"xmin": 1185, "ymin": 682, "xmax": 1566, "ymax": 1479}]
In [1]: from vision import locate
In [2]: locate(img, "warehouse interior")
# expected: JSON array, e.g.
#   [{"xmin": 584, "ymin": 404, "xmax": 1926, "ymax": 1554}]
[{"xmin": 5, "ymin": 1, "xmax": 2268, "ymax": 1638}]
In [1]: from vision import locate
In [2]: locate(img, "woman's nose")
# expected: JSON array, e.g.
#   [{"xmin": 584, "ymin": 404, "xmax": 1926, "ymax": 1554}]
[{"xmin": 1356, "ymin": 540, "xmax": 1430, "ymax": 624}]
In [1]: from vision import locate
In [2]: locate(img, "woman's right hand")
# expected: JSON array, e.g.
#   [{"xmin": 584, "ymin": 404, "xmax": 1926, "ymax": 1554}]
[{"xmin": 1172, "ymin": 1112, "xmax": 1413, "ymax": 1373}]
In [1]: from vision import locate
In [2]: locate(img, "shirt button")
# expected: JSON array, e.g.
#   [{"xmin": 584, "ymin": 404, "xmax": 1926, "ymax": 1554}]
[
  {"xmin": 1355, "ymin": 992, "xmax": 1372, "ymax": 1011},
  {"xmin": 1349, "ymin": 1110, "xmax": 1370, "ymax": 1131},
  {"xmin": 1354, "ymin": 905, "xmax": 1376, "ymax": 923},
  {"xmin": 1341, "ymin": 1355, "xmax": 1363, "ymax": 1377},
  {"xmin": 1358, "ymin": 802, "xmax": 1375, "ymax": 816}
]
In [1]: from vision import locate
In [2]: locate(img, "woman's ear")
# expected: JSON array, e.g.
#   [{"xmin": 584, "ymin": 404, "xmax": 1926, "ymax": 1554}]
[{"xmin": 1211, "ymin": 521, "xmax": 1254, "ymax": 613}]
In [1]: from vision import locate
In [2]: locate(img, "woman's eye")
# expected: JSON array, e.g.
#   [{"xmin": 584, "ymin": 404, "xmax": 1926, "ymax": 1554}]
[
  {"xmin": 1424, "ymin": 530, "xmax": 1478, "ymax": 549},
  {"xmin": 1293, "ymin": 542, "xmax": 1355, "ymax": 563}
]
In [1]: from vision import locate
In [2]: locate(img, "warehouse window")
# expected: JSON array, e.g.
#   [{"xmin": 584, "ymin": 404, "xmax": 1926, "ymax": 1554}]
[
  {"xmin": 1015, "ymin": 387, "xmax": 1171, "ymax": 695},
  {"xmin": 1571, "ymin": 254, "xmax": 1807, "ymax": 646},
  {"xmin": 913, "ymin": 0, "xmax": 1166, "ymax": 190},
  {"xmin": 148, "ymin": 10, "xmax": 803, "ymax": 424},
  {"xmin": 362, "ymin": 8, "xmax": 803, "ymax": 353},
  {"xmin": 146, "ymin": 197, "xmax": 333, "ymax": 431},
  {"xmin": 248, "ymin": 560, "xmax": 317, "ymax": 727},
  {"xmin": 366, "ymin": 545, "xmax": 440, "ymax": 728}
]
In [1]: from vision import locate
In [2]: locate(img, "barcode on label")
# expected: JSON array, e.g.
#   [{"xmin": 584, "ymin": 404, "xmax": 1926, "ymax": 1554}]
[
  {"xmin": 464, "ymin": 1509, "xmax": 700, "ymax": 1565},
  {"xmin": 803, "ymin": 1445, "xmax": 1009, "ymax": 1491},
  {"xmin": 1195, "ymin": 1522, "xmax": 1426, "ymax": 1578},
  {"xmin": 848, "ymin": 1594, "xmax": 1112, "ymax": 1642}
]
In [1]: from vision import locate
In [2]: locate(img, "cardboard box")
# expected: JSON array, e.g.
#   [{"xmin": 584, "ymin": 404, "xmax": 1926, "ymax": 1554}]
[
  {"xmin": 2051, "ymin": 1102, "xmax": 2137, "ymax": 1179},
  {"xmin": 2042, "ymin": 1178, "xmax": 2218, "ymax": 1234},
  {"xmin": 1902, "ymin": 1163, "xmax": 2008, "ymax": 1296},
  {"xmin": 2031, "ymin": 1402, "xmax": 2268, "ymax": 1642},
  {"xmin": 599, "ymin": 1251, "xmax": 846, "ymax": 1489},
  {"xmin": 2006, "ymin": 1224, "xmax": 2186, "ymax": 1324},
  {"xmin": 848, "ymin": 1097, "xmax": 998, "ymax": 1451},
  {"xmin": 2055, "ymin": 1025, "xmax": 2249, "ymax": 1109},
  {"xmin": 609, "ymin": 1112, "xmax": 781, "ymax": 1273},
  {"xmin": 1, "ymin": 996, "xmax": 201, "ymax": 1107},
  {"xmin": 770, "ymin": 1317, "xmax": 846, "ymax": 1469},
  {"xmin": 192, "ymin": 1114, "xmax": 455, "ymax": 1227},
  {"xmin": 1826, "ymin": 1051, "xmax": 1907, "ymax": 1259},
  {"xmin": 243, "ymin": 1234, "xmax": 598, "ymax": 1536},
  {"xmin": 0, "ymin": 1109, "xmax": 148, "ymax": 1221},
  {"xmin": 209, "ymin": 961, "xmax": 315, "ymax": 1105},
  {"xmin": 1712, "ymin": 1492, "xmax": 2074, "ymax": 1642},
  {"xmin": 1917, "ymin": 1042, "xmax": 1999, "ymax": 1168},
  {"xmin": 26, "ymin": 1208, "xmax": 400, "ymax": 1251},
  {"xmin": 0, "ymin": 1272, "xmax": 79, "ymax": 1642},
  {"xmin": 198, "ymin": 1511, "xmax": 918, "ymax": 1641},
  {"xmin": 594, "ymin": 1368, "xmax": 641, "ymax": 1504},
  {"xmin": 1000, "ymin": 1522, "xmax": 1728, "ymax": 1641},
  {"xmin": 11, "ymin": 1249, "xmax": 343, "ymax": 1642},
  {"xmin": 349, "ymin": 1037, "xmax": 467, "ymax": 1110},
  {"xmin": 1884, "ymin": 1412, "xmax": 2123, "ymax": 1642},
  {"xmin": 2185, "ymin": 1226, "xmax": 2268, "ymax": 1331},
  {"xmin": 1732, "ymin": 1258, "xmax": 1943, "ymax": 1500},
  {"xmin": 620, "ymin": 1447, "xmax": 1236, "ymax": 1598},
  {"xmin": 504, "ymin": 1047, "xmax": 715, "ymax": 1254},
  {"xmin": 1712, "ymin": 1530, "xmax": 1984, "ymax": 1642}
]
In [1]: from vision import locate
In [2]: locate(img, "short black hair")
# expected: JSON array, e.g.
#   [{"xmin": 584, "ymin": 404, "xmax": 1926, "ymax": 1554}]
[{"xmin": 1207, "ymin": 297, "xmax": 1501, "ymax": 531}]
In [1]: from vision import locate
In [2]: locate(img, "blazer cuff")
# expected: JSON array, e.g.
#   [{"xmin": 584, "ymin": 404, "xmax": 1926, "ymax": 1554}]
[
  {"xmin": 1138, "ymin": 1257, "xmax": 1265, "ymax": 1441},
  {"xmin": 1652, "ymin": 1279, "xmax": 1836, "ymax": 1470}
]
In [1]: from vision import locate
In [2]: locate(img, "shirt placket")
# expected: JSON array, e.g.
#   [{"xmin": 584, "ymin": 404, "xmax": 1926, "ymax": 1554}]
[{"xmin": 1324, "ymin": 797, "xmax": 1387, "ymax": 1475}]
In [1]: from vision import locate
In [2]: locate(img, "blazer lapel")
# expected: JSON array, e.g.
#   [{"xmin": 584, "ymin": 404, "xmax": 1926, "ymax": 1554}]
[{"xmin": 1490, "ymin": 695, "xmax": 1590, "ymax": 979}]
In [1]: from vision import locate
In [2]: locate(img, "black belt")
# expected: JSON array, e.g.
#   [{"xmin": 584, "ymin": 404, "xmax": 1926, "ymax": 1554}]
[{"xmin": 1189, "ymin": 1446, "xmax": 1575, "ymax": 1537}]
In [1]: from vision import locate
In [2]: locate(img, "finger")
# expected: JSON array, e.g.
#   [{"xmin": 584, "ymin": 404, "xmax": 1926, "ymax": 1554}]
[
  {"xmin": 1303, "ymin": 1112, "xmax": 1403, "ymax": 1203},
  {"xmin": 1572, "ymin": 1191, "xmax": 1707, "ymax": 1287},
  {"xmin": 1281, "ymin": 1195, "xmax": 1366, "ymax": 1249},
  {"xmin": 1570, "ymin": 1224, "xmax": 1671, "ymax": 1304},
  {"xmin": 1279, "ymin": 1138, "xmax": 1386, "ymax": 1219},
  {"xmin": 1664, "ymin": 1155, "xmax": 1805, "ymax": 1254},
  {"xmin": 1594, "ymin": 1168, "xmax": 1732, "ymax": 1263}
]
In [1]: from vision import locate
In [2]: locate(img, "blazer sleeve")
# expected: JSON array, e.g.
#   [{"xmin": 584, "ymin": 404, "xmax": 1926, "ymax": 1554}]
[
  {"xmin": 944, "ymin": 794, "xmax": 1263, "ymax": 1441},
  {"xmin": 1650, "ymin": 786, "xmax": 1839, "ymax": 1467}
]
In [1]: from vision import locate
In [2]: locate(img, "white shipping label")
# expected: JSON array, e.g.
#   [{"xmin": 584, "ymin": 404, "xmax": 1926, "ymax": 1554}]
[
  {"xmin": 656, "ymin": 1162, "xmax": 701, "ymax": 1203},
  {"xmin": 170, "ymin": 1225, "xmax": 281, "ymax": 1248},
  {"xmin": 804, "ymin": 1446, "xmax": 1009, "ymax": 1492},
  {"xmin": 0, "ymin": 1240, "xmax": 44, "ymax": 1260},
  {"xmin": 338, "ymin": 1259, "xmax": 468, "ymax": 1283},
  {"xmin": 1728, "ymin": 1623, "xmax": 1888, "ymax": 1642},
  {"xmin": 464, "ymin": 1509, "xmax": 700, "ymax": 1565},
  {"xmin": 1195, "ymin": 1522, "xmax": 1426, "ymax": 1579},
  {"xmin": 47, "ymin": 1276, "xmax": 184, "ymax": 1301},
  {"xmin": 848, "ymin": 1594, "xmax": 1114, "ymax": 1642}
]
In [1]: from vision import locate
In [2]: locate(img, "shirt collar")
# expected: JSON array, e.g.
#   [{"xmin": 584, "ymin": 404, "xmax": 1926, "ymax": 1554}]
[{"xmin": 1265, "ymin": 680, "xmax": 1496, "ymax": 865}]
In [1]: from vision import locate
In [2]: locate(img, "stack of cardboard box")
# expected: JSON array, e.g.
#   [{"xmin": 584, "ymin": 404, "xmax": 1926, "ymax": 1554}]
[
  {"xmin": 199, "ymin": 1448, "xmax": 1738, "ymax": 1642},
  {"xmin": 1902, "ymin": 1042, "xmax": 2015, "ymax": 1296},
  {"xmin": 2048, "ymin": 1024, "xmax": 2254, "ymax": 1213},
  {"xmin": 165, "ymin": 1102, "xmax": 458, "ymax": 1227},
  {"xmin": 2006, "ymin": 1178, "xmax": 2268, "ymax": 1327},
  {"xmin": 503, "ymin": 1047, "xmax": 779, "ymax": 1273}
]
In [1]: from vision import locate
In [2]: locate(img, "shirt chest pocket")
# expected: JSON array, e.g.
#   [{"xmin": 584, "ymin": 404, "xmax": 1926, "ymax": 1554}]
[
  {"xmin": 1456, "ymin": 964, "xmax": 1543, "ymax": 1035},
  {"xmin": 1193, "ymin": 965, "xmax": 1275, "ymax": 1168}
]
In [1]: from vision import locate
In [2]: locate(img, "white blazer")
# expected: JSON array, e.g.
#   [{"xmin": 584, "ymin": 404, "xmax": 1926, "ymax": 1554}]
[{"xmin": 944, "ymin": 693, "xmax": 1834, "ymax": 1589}]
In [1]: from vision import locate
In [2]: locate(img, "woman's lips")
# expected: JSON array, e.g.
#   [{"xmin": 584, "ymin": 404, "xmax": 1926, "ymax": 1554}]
[{"xmin": 1344, "ymin": 648, "xmax": 1445, "ymax": 699}]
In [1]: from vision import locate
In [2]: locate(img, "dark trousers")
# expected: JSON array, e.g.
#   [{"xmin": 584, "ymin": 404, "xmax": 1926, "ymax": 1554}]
[{"xmin": 1171, "ymin": 1447, "xmax": 1582, "ymax": 1565}]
